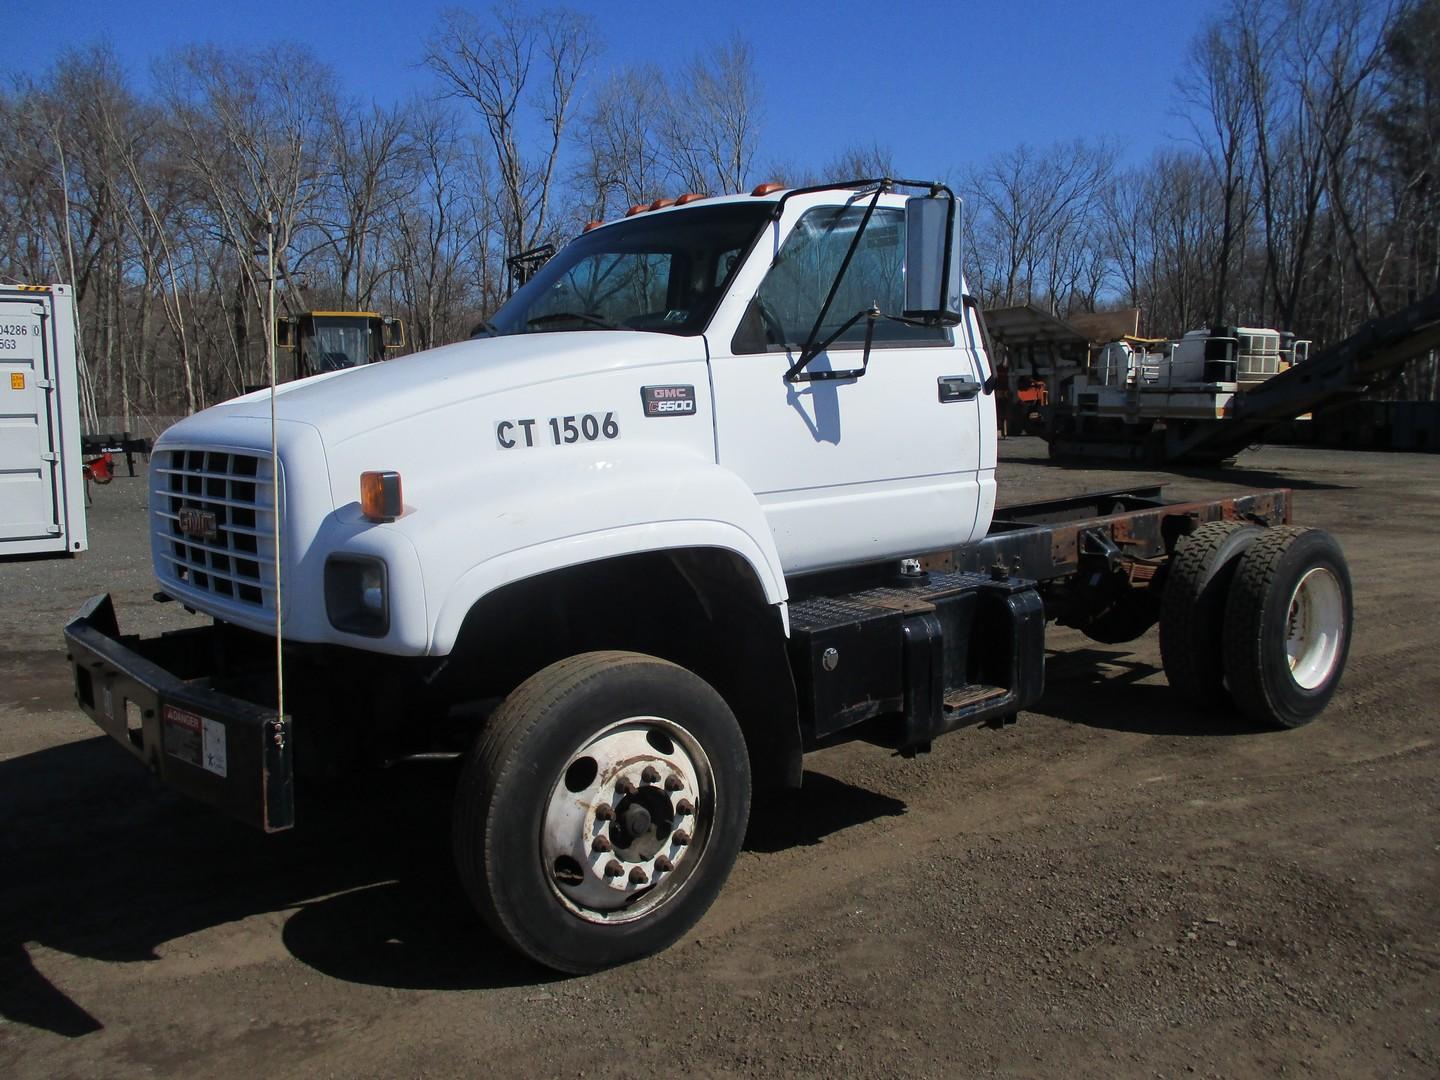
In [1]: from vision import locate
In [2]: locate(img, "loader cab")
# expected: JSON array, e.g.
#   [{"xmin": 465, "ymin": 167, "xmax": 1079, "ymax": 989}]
[{"xmin": 275, "ymin": 311, "xmax": 406, "ymax": 380}]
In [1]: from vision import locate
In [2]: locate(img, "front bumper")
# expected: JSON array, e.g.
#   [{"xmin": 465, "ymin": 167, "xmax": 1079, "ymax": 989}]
[{"xmin": 63, "ymin": 594, "xmax": 294, "ymax": 831}]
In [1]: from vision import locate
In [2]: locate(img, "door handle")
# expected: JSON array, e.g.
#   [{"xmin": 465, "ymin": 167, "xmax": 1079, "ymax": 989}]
[{"xmin": 937, "ymin": 375, "xmax": 983, "ymax": 402}]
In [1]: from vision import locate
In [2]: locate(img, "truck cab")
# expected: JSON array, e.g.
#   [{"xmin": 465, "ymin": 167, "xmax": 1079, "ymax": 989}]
[{"xmin": 471, "ymin": 185, "xmax": 995, "ymax": 573}]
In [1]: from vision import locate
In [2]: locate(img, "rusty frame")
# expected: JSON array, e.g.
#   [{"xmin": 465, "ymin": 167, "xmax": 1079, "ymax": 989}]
[{"xmin": 919, "ymin": 488, "xmax": 1291, "ymax": 583}]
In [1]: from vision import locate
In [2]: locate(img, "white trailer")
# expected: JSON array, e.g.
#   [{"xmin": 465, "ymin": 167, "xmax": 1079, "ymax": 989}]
[{"xmin": 1, "ymin": 284, "xmax": 86, "ymax": 556}]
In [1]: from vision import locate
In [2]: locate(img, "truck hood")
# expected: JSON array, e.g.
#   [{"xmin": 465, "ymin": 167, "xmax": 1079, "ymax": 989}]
[{"xmin": 191, "ymin": 330, "xmax": 704, "ymax": 447}]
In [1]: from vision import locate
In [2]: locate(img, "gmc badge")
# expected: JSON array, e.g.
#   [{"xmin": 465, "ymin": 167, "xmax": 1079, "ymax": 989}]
[{"xmin": 641, "ymin": 384, "xmax": 696, "ymax": 418}]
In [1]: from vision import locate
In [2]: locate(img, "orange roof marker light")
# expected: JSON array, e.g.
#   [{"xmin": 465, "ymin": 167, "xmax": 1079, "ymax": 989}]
[
  {"xmin": 751, "ymin": 182, "xmax": 784, "ymax": 196},
  {"xmin": 583, "ymin": 220, "xmax": 603, "ymax": 232},
  {"xmin": 625, "ymin": 204, "xmax": 648, "ymax": 217},
  {"xmin": 649, "ymin": 197, "xmax": 676, "ymax": 211},
  {"xmin": 675, "ymin": 192, "xmax": 707, "ymax": 205}
]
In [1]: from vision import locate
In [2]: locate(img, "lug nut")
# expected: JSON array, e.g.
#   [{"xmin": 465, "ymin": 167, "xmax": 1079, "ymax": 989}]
[
  {"xmin": 675, "ymin": 798, "xmax": 694, "ymax": 816},
  {"xmin": 594, "ymin": 802, "xmax": 615, "ymax": 821},
  {"xmin": 616, "ymin": 776, "xmax": 636, "ymax": 795},
  {"xmin": 673, "ymin": 829, "xmax": 691, "ymax": 846},
  {"xmin": 640, "ymin": 765, "xmax": 660, "ymax": 784},
  {"xmin": 592, "ymin": 835, "xmax": 612, "ymax": 853},
  {"xmin": 603, "ymin": 859, "xmax": 623, "ymax": 878},
  {"xmin": 654, "ymin": 855, "xmax": 674, "ymax": 873},
  {"xmin": 664, "ymin": 774, "xmax": 683, "ymax": 792},
  {"xmin": 628, "ymin": 866, "xmax": 649, "ymax": 885}
]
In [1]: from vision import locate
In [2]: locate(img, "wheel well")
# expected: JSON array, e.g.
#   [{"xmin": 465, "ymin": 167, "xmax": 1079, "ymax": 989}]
[{"xmin": 443, "ymin": 548, "xmax": 803, "ymax": 792}]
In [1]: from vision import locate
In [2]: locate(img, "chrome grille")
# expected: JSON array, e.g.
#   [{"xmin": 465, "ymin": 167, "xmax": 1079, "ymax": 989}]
[{"xmin": 152, "ymin": 448, "xmax": 279, "ymax": 609}]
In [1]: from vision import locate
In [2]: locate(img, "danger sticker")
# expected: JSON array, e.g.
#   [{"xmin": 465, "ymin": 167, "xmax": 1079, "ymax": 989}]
[
  {"xmin": 163, "ymin": 705, "xmax": 228, "ymax": 777},
  {"xmin": 9, "ymin": 373, "xmax": 22, "ymax": 390}
]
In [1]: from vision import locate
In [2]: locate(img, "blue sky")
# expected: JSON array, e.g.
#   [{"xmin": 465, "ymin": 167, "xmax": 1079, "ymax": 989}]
[{"xmin": 13, "ymin": 0, "xmax": 1219, "ymax": 178}]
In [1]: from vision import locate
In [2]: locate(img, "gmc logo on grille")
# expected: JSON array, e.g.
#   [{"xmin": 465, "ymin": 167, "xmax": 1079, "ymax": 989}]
[{"xmin": 177, "ymin": 508, "xmax": 218, "ymax": 541}]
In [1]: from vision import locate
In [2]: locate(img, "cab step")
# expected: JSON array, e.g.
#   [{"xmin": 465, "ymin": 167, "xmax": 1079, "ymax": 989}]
[
  {"xmin": 786, "ymin": 569, "xmax": 1046, "ymax": 752},
  {"xmin": 944, "ymin": 683, "xmax": 1010, "ymax": 711}
]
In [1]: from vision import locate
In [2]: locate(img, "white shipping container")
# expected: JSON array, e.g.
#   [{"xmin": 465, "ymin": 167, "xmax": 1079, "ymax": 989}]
[{"xmin": 1, "ymin": 284, "xmax": 86, "ymax": 556}]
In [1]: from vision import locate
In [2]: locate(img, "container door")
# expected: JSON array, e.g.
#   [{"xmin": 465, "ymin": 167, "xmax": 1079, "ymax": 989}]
[{"xmin": 0, "ymin": 299, "xmax": 61, "ymax": 543}]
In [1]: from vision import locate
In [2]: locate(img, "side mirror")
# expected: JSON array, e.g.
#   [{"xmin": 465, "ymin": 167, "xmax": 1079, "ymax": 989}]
[
  {"xmin": 383, "ymin": 318, "xmax": 406, "ymax": 350},
  {"xmin": 903, "ymin": 194, "xmax": 964, "ymax": 326},
  {"xmin": 274, "ymin": 317, "xmax": 297, "ymax": 350}
]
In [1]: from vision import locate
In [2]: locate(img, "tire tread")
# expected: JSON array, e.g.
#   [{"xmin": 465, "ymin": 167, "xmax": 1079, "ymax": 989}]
[
  {"xmin": 1221, "ymin": 526, "xmax": 1311, "ymax": 726},
  {"xmin": 1160, "ymin": 520, "xmax": 1260, "ymax": 704},
  {"xmin": 454, "ymin": 651, "xmax": 739, "ymax": 973},
  {"xmin": 460, "ymin": 652, "xmax": 670, "ymax": 939}
]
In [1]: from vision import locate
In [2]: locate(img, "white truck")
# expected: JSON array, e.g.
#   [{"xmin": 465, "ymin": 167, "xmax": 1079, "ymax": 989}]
[{"xmin": 63, "ymin": 180, "xmax": 1354, "ymax": 973}]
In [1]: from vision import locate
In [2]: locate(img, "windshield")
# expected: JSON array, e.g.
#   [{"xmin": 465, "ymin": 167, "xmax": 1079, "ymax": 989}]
[
  {"xmin": 487, "ymin": 203, "xmax": 773, "ymax": 336},
  {"xmin": 303, "ymin": 316, "xmax": 375, "ymax": 373}
]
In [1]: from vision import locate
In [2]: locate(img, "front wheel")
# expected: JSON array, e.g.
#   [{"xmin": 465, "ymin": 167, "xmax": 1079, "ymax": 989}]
[{"xmin": 453, "ymin": 651, "xmax": 750, "ymax": 973}]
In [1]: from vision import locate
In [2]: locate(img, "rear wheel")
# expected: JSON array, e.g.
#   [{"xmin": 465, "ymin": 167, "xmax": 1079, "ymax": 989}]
[
  {"xmin": 453, "ymin": 651, "xmax": 750, "ymax": 973},
  {"xmin": 1159, "ymin": 521, "xmax": 1263, "ymax": 706},
  {"xmin": 1222, "ymin": 527, "xmax": 1352, "ymax": 728}
]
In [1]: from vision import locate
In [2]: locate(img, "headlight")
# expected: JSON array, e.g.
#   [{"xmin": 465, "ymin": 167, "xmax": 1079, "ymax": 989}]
[{"xmin": 325, "ymin": 555, "xmax": 389, "ymax": 636}]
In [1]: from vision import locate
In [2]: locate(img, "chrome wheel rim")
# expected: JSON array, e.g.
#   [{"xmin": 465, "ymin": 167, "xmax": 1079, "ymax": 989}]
[
  {"xmin": 1285, "ymin": 567, "xmax": 1344, "ymax": 690},
  {"xmin": 541, "ymin": 716, "xmax": 713, "ymax": 924}
]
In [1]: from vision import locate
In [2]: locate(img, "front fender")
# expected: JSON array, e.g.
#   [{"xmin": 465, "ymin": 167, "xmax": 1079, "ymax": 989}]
[{"xmin": 394, "ymin": 451, "xmax": 789, "ymax": 656}]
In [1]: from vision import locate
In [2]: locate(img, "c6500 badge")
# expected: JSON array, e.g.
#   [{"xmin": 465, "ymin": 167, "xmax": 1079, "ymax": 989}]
[{"xmin": 641, "ymin": 385, "xmax": 696, "ymax": 417}]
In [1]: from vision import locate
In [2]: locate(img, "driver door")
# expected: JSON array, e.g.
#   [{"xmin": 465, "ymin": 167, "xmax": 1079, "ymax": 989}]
[{"xmin": 707, "ymin": 202, "xmax": 989, "ymax": 575}]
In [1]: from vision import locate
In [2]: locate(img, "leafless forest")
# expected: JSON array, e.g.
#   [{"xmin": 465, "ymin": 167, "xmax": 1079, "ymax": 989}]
[{"xmin": 1, "ymin": 0, "xmax": 1435, "ymax": 427}]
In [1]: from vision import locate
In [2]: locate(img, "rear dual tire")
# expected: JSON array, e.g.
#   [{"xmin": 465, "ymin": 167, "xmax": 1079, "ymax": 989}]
[
  {"xmin": 1160, "ymin": 521, "xmax": 1263, "ymax": 706},
  {"xmin": 1221, "ymin": 527, "xmax": 1352, "ymax": 728},
  {"xmin": 1161, "ymin": 523, "xmax": 1351, "ymax": 728}
]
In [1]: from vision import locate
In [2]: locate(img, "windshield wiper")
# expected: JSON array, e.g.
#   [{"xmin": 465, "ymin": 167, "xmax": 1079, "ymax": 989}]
[{"xmin": 526, "ymin": 311, "xmax": 620, "ymax": 330}]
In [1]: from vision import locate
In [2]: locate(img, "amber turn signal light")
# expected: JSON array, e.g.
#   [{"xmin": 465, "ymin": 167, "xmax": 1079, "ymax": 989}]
[{"xmin": 360, "ymin": 471, "xmax": 403, "ymax": 522}]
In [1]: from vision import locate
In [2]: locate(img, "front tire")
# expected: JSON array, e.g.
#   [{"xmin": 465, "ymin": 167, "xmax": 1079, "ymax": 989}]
[
  {"xmin": 1222, "ymin": 527, "xmax": 1352, "ymax": 728},
  {"xmin": 453, "ymin": 651, "xmax": 751, "ymax": 973}
]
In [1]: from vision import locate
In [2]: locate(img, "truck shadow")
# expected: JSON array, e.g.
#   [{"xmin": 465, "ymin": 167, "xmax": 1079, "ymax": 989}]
[
  {"xmin": 282, "ymin": 770, "xmax": 905, "ymax": 988},
  {"xmin": 0, "ymin": 743, "xmax": 907, "ymax": 1032},
  {"xmin": 1034, "ymin": 646, "xmax": 1273, "ymax": 736},
  {"xmin": 744, "ymin": 771, "xmax": 907, "ymax": 854},
  {"xmin": 0, "ymin": 739, "xmax": 548, "ymax": 1037}
]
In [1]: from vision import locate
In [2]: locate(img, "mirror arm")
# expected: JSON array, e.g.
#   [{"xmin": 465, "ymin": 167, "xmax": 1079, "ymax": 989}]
[
  {"xmin": 788, "ymin": 185, "xmax": 885, "ymax": 379},
  {"xmin": 785, "ymin": 306, "xmax": 880, "ymax": 383}
]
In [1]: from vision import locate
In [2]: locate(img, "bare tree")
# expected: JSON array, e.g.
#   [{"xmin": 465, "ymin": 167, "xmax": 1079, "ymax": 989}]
[
  {"xmin": 425, "ymin": 3, "xmax": 598, "ymax": 259},
  {"xmin": 968, "ymin": 140, "xmax": 1113, "ymax": 313},
  {"xmin": 575, "ymin": 64, "xmax": 670, "ymax": 218},
  {"xmin": 390, "ymin": 101, "xmax": 493, "ymax": 348},
  {"xmin": 1178, "ymin": 9, "xmax": 1253, "ymax": 326},
  {"xmin": 1370, "ymin": 0, "xmax": 1440, "ymax": 395},
  {"xmin": 823, "ymin": 141, "xmax": 897, "ymax": 180},
  {"xmin": 320, "ymin": 101, "xmax": 415, "ymax": 309},
  {"xmin": 156, "ymin": 44, "xmax": 339, "ymax": 398},
  {"xmin": 660, "ymin": 35, "xmax": 762, "ymax": 194}
]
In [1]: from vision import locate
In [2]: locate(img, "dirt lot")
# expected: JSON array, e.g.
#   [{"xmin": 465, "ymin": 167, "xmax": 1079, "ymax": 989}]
[{"xmin": 2, "ymin": 439, "xmax": 1437, "ymax": 1078}]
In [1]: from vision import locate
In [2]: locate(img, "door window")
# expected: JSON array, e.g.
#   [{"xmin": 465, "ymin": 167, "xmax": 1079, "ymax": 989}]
[{"xmin": 733, "ymin": 206, "xmax": 949, "ymax": 354}]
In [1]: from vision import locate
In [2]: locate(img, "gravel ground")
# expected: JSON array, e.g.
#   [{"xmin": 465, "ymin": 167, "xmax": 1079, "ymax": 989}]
[{"xmin": 1, "ymin": 438, "xmax": 1437, "ymax": 1078}]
